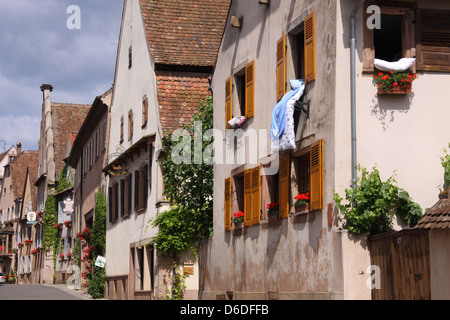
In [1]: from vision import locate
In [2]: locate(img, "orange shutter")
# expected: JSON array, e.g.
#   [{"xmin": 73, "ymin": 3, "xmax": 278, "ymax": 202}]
[
  {"xmin": 244, "ymin": 170, "xmax": 252, "ymax": 226},
  {"xmin": 310, "ymin": 139, "xmax": 324, "ymax": 211},
  {"xmin": 276, "ymin": 35, "xmax": 286, "ymax": 102},
  {"xmin": 251, "ymin": 166, "xmax": 261, "ymax": 225},
  {"xmin": 224, "ymin": 178, "xmax": 232, "ymax": 231},
  {"xmin": 278, "ymin": 154, "xmax": 290, "ymax": 218},
  {"xmin": 245, "ymin": 61, "xmax": 255, "ymax": 119},
  {"xmin": 225, "ymin": 76, "xmax": 232, "ymax": 128},
  {"xmin": 304, "ymin": 12, "xmax": 316, "ymax": 83}
]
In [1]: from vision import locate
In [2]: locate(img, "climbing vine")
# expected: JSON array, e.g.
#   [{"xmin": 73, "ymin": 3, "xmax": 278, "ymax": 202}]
[
  {"xmin": 441, "ymin": 143, "xmax": 450, "ymax": 190},
  {"xmin": 43, "ymin": 193, "xmax": 57, "ymax": 253},
  {"xmin": 334, "ymin": 166, "xmax": 422, "ymax": 235}
]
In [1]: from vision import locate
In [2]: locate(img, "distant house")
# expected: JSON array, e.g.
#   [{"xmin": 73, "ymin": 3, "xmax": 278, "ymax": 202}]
[
  {"xmin": 103, "ymin": 0, "xmax": 230, "ymax": 300},
  {"xmin": 35, "ymin": 84, "xmax": 90, "ymax": 284}
]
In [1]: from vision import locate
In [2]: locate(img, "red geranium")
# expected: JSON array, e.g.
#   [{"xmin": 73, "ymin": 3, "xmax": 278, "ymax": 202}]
[
  {"xmin": 232, "ymin": 210, "xmax": 244, "ymax": 223},
  {"xmin": 294, "ymin": 192, "xmax": 310, "ymax": 207},
  {"xmin": 266, "ymin": 201, "xmax": 279, "ymax": 216}
]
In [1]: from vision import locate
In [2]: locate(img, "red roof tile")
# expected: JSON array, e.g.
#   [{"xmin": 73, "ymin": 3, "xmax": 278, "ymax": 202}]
[
  {"xmin": 415, "ymin": 189, "xmax": 450, "ymax": 229},
  {"xmin": 10, "ymin": 151, "xmax": 38, "ymax": 202},
  {"xmin": 140, "ymin": 0, "xmax": 231, "ymax": 66},
  {"xmin": 156, "ymin": 71, "xmax": 210, "ymax": 134}
]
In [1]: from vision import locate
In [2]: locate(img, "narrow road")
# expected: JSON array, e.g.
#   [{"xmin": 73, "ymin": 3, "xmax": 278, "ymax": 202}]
[{"xmin": 0, "ymin": 284, "xmax": 91, "ymax": 300}]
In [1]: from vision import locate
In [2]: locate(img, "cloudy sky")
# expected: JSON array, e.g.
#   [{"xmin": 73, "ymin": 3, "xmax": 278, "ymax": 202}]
[{"xmin": 0, "ymin": 0, "xmax": 124, "ymax": 152}]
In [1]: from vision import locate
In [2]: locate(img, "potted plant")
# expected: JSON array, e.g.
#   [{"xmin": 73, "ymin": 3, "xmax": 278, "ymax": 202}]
[
  {"xmin": 66, "ymin": 251, "xmax": 72, "ymax": 259},
  {"xmin": 17, "ymin": 243, "xmax": 23, "ymax": 249},
  {"xmin": 53, "ymin": 223, "xmax": 63, "ymax": 230},
  {"xmin": 232, "ymin": 210, "xmax": 245, "ymax": 229},
  {"xmin": 59, "ymin": 253, "xmax": 65, "ymax": 260},
  {"xmin": 373, "ymin": 70, "xmax": 416, "ymax": 95},
  {"xmin": 294, "ymin": 192, "xmax": 310, "ymax": 214},
  {"xmin": 11, "ymin": 248, "xmax": 17, "ymax": 254},
  {"xmin": 266, "ymin": 201, "xmax": 279, "ymax": 221},
  {"xmin": 24, "ymin": 239, "xmax": 32, "ymax": 246},
  {"xmin": 63, "ymin": 220, "xmax": 72, "ymax": 228}
]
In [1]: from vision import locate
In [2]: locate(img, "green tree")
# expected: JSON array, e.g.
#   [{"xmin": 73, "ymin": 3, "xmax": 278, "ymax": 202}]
[
  {"xmin": 152, "ymin": 96, "xmax": 214, "ymax": 255},
  {"xmin": 334, "ymin": 166, "xmax": 422, "ymax": 235}
]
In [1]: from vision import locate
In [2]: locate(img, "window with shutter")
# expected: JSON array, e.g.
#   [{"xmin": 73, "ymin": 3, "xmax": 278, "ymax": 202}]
[
  {"xmin": 224, "ymin": 177, "xmax": 232, "ymax": 231},
  {"xmin": 128, "ymin": 110, "xmax": 134, "ymax": 141},
  {"xmin": 251, "ymin": 166, "xmax": 261, "ymax": 225},
  {"xmin": 244, "ymin": 170, "xmax": 252, "ymax": 226},
  {"xmin": 225, "ymin": 76, "xmax": 232, "ymax": 128},
  {"xmin": 309, "ymin": 139, "xmax": 323, "ymax": 211},
  {"xmin": 277, "ymin": 35, "xmax": 286, "ymax": 102},
  {"xmin": 142, "ymin": 96, "xmax": 148, "ymax": 127},
  {"xmin": 245, "ymin": 60, "xmax": 255, "ymax": 119},
  {"xmin": 304, "ymin": 11, "xmax": 316, "ymax": 83},
  {"xmin": 278, "ymin": 154, "xmax": 290, "ymax": 218},
  {"xmin": 416, "ymin": 9, "xmax": 450, "ymax": 72}
]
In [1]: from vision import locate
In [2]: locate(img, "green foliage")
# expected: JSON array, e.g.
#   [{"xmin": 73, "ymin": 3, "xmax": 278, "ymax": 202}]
[
  {"xmin": 441, "ymin": 143, "xmax": 450, "ymax": 190},
  {"xmin": 166, "ymin": 262, "xmax": 188, "ymax": 300},
  {"xmin": 88, "ymin": 187, "xmax": 107, "ymax": 299},
  {"xmin": 56, "ymin": 164, "xmax": 73, "ymax": 192},
  {"xmin": 43, "ymin": 193, "xmax": 57, "ymax": 253},
  {"xmin": 154, "ymin": 97, "xmax": 213, "ymax": 255},
  {"xmin": 334, "ymin": 166, "xmax": 422, "ymax": 235}
]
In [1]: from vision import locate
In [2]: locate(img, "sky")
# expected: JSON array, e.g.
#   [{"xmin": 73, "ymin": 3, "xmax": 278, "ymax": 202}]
[{"xmin": 0, "ymin": 0, "xmax": 124, "ymax": 152}]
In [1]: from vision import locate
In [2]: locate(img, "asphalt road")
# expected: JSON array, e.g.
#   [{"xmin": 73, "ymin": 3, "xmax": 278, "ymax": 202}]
[{"xmin": 0, "ymin": 284, "xmax": 92, "ymax": 300}]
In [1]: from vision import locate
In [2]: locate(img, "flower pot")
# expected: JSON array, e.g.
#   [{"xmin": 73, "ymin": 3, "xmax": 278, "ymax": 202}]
[
  {"xmin": 377, "ymin": 83, "xmax": 412, "ymax": 95},
  {"xmin": 294, "ymin": 203, "xmax": 309, "ymax": 215},
  {"xmin": 268, "ymin": 213, "xmax": 278, "ymax": 222},
  {"xmin": 234, "ymin": 221, "xmax": 243, "ymax": 230}
]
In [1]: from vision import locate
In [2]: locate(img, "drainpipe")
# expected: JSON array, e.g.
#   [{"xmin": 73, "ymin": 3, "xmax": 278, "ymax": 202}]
[{"xmin": 350, "ymin": 0, "xmax": 364, "ymax": 189}]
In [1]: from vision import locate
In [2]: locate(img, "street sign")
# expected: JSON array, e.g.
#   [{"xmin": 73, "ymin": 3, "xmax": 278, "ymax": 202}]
[
  {"xmin": 95, "ymin": 255, "xmax": 106, "ymax": 268},
  {"xmin": 27, "ymin": 211, "xmax": 36, "ymax": 222}
]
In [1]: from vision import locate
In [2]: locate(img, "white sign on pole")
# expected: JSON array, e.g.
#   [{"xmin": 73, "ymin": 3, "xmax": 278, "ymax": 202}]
[
  {"xmin": 95, "ymin": 255, "xmax": 106, "ymax": 268},
  {"xmin": 27, "ymin": 211, "xmax": 36, "ymax": 222}
]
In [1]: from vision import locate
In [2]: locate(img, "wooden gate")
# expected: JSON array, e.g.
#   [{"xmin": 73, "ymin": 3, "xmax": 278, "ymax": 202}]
[{"xmin": 369, "ymin": 229, "xmax": 431, "ymax": 300}]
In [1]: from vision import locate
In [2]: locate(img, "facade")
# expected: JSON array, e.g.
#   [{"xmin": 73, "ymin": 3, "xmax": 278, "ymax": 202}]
[
  {"xmin": 66, "ymin": 88, "xmax": 112, "ymax": 289},
  {"xmin": 35, "ymin": 84, "xmax": 90, "ymax": 284},
  {"xmin": 199, "ymin": 0, "xmax": 450, "ymax": 300},
  {"xmin": 103, "ymin": 0, "xmax": 230, "ymax": 300}
]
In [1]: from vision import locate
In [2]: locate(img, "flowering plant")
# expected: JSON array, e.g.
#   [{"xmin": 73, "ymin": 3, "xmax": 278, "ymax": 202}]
[
  {"xmin": 63, "ymin": 220, "xmax": 72, "ymax": 228},
  {"xmin": 232, "ymin": 211, "xmax": 244, "ymax": 224},
  {"xmin": 0, "ymin": 245, "xmax": 3, "ymax": 251},
  {"xmin": 373, "ymin": 70, "xmax": 416, "ymax": 92},
  {"xmin": 266, "ymin": 201, "xmax": 279, "ymax": 216},
  {"xmin": 31, "ymin": 247, "xmax": 42, "ymax": 256},
  {"xmin": 66, "ymin": 252, "xmax": 71, "ymax": 259},
  {"xmin": 11, "ymin": 248, "xmax": 17, "ymax": 253},
  {"xmin": 54, "ymin": 223, "xmax": 63, "ymax": 230},
  {"xmin": 17, "ymin": 243, "xmax": 23, "ymax": 249},
  {"xmin": 58, "ymin": 253, "xmax": 65, "ymax": 260},
  {"xmin": 294, "ymin": 192, "xmax": 310, "ymax": 207},
  {"xmin": 36, "ymin": 211, "xmax": 44, "ymax": 218},
  {"xmin": 25, "ymin": 239, "xmax": 32, "ymax": 245},
  {"xmin": 77, "ymin": 227, "xmax": 92, "ymax": 241}
]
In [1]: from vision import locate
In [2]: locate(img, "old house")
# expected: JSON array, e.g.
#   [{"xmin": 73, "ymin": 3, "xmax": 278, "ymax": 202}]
[
  {"xmin": 35, "ymin": 84, "xmax": 90, "ymax": 284},
  {"xmin": 103, "ymin": 0, "xmax": 230, "ymax": 300},
  {"xmin": 66, "ymin": 88, "xmax": 112, "ymax": 289},
  {"xmin": 199, "ymin": 0, "xmax": 450, "ymax": 300}
]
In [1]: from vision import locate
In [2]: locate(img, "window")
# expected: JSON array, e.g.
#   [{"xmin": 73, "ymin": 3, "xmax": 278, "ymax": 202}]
[
  {"xmin": 128, "ymin": 110, "xmax": 134, "ymax": 141},
  {"xmin": 261, "ymin": 168, "xmax": 279, "ymax": 221},
  {"xmin": 363, "ymin": 3, "xmax": 415, "ymax": 72},
  {"xmin": 128, "ymin": 46, "xmax": 132, "ymax": 69},
  {"xmin": 120, "ymin": 116, "xmax": 124, "ymax": 143},
  {"xmin": 136, "ymin": 164, "xmax": 148, "ymax": 212},
  {"xmin": 123, "ymin": 174, "xmax": 132, "ymax": 217},
  {"xmin": 102, "ymin": 120, "xmax": 107, "ymax": 151},
  {"xmin": 120, "ymin": 179, "xmax": 125, "ymax": 217},
  {"xmin": 304, "ymin": 11, "xmax": 316, "ymax": 83},
  {"xmin": 142, "ymin": 96, "xmax": 148, "ymax": 127}
]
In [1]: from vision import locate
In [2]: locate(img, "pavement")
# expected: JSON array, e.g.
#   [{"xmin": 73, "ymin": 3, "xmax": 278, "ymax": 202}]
[{"xmin": 43, "ymin": 283, "xmax": 95, "ymax": 300}]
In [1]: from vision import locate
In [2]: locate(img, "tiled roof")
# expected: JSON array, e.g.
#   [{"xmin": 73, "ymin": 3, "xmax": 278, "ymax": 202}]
[
  {"xmin": 156, "ymin": 71, "xmax": 210, "ymax": 134},
  {"xmin": 415, "ymin": 189, "xmax": 450, "ymax": 229},
  {"xmin": 140, "ymin": 0, "xmax": 231, "ymax": 66},
  {"xmin": 10, "ymin": 151, "xmax": 38, "ymax": 201},
  {"xmin": 51, "ymin": 103, "xmax": 90, "ymax": 179}
]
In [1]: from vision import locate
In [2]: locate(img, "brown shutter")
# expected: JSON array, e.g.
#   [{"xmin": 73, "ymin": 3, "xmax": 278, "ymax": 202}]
[
  {"xmin": 416, "ymin": 9, "xmax": 450, "ymax": 72},
  {"xmin": 276, "ymin": 35, "xmax": 286, "ymax": 102},
  {"xmin": 251, "ymin": 166, "xmax": 261, "ymax": 225},
  {"xmin": 224, "ymin": 178, "xmax": 232, "ymax": 231},
  {"xmin": 245, "ymin": 60, "xmax": 255, "ymax": 119},
  {"xmin": 244, "ymin": 170, "xmax": 252, "ymax": 226},
  {"xmin": 310, "ymin": 139, "xmax": 324, "ymax": 211},
  {"xmin": 304, "ymin": 12, "xmax": 316, "ymax": 83},
  {"xmin": 225, "ymin": 76, "xmax": 232, "ymax": 128},
  {"xmin": 278, "ymin": 154, "xmax": 290, "ymax": 218},
  {"xmin": 142, "ymin": 96, "xmax": 148, "ymax": 126}
]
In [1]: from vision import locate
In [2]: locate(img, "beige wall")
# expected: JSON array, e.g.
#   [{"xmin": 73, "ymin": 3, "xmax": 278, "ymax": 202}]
[{"xmin": 429, "ymin": 229, "xmax": 450, "ymax": 299}]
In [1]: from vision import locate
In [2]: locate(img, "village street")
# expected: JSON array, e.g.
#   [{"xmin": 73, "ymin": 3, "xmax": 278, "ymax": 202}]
[{"xmin": 0, "ymin": 284, "xmax": 91, "ymax": 300}]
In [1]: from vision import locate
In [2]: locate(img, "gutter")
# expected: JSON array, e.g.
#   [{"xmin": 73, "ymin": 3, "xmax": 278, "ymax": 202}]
[{"xmin": 350, "ymin": 0, "xmax": 364, "ymax": 189}]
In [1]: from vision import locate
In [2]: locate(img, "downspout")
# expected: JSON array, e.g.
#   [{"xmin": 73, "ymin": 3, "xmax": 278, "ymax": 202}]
[{"xmin": 350, "ymin": 0, "xmax": 364, "ymax": 189}]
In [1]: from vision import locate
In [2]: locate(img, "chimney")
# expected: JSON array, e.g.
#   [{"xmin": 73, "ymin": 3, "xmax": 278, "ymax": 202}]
[
  {"xmin": 40, "ymin": 84, "xmax": 53, "ymax": 114},
  {"xmin": 17, "ymin": 142, "xmax": 22, "ymax": 154}
]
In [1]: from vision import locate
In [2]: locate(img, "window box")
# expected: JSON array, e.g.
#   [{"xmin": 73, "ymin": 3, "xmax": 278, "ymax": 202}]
[
  {"xmin": 294, "ymin": 203, "xmax": 309, "ymax": 216},
  {"xmin": 377, "ymin": 82, "xmax": 412, "ymax": 95}
]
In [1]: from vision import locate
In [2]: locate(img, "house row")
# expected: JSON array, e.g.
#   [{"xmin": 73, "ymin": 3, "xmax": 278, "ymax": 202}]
[{"xmin": 1, "ymin": 0, "xmax": 450, "ymax": 300}]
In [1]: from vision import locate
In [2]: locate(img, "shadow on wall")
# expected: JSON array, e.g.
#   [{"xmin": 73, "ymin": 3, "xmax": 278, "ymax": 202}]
[{"xmin": 370, "ymin": 92, "xmax": 413, "ymax": 131}]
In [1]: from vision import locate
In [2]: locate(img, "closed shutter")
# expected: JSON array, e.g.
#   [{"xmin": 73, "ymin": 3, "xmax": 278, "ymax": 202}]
[
  {"xmin": 245, "ymin": 60, "xmax": 255, "ymax": 119},
  {"xmin": 276, "ymin": 35, "xmax": 286, "ymax": 101},
  {"xmin": 251, "ymin": 166, "xmax": 261, "ymax": 225},
  {"xmin": 305, "ymin": 11, "xmax": 316, "ymax": 83},
  {"xmin": 142, "ymin": 96, "xmax": 148, "ymax": 126},
  {"xmin": 225, "ymin": 76, "xmax": 232, "ymax": 128},
  {"xmin": 416, "ymin": 9, "xmax": 450, "ymax": 72},
  {"xmin": 224, "ymin": 178, "xmax": 232, "ymax": 231},
  {"xmin": 278, "ymin": 154, "xmax": 290, "ymax": 218},
  {"xmin": 310, "ymin": 139, "xmax": 324, "ymax": 211}
]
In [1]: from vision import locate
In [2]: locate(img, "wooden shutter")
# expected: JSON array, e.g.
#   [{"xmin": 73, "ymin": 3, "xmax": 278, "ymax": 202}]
[
  {"xmin": 244, "ymin": 170, "xmax": 252, "ymax": 226},
  {"xmin": 278, "ymin": 154, "xmax": 290, "ymax": 218},
  {"xmin": 276, "ymin": 35, "xmax": 286, "ymax": 101},
  {"xmin": 416, "ymin": 9, "xmax": 450, "ymax": 72},
  {"xmin": 304, "ymin": 12, "xmax": 316, "ymax": 83},
  {"xmin": 245, "ymin": 60, "xmax": 255, "ymax": 119},
  {"xmin": 310, "ymin": 139, "xmax": 324, "ymax": 211},
  {"xmin": 142, "ymin": 96, "xmax": 148, "ymax": 126},
  {"xmin": 224, "ymin": 178, "xmax": 232, "ymax": 231},
  {"xmin": 225, "ymin": 76, "xmax": 232, "ymax": 128},
  {"xmin": 251, "ymin": 166, "xmax": 261, "ymax": 225}
]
